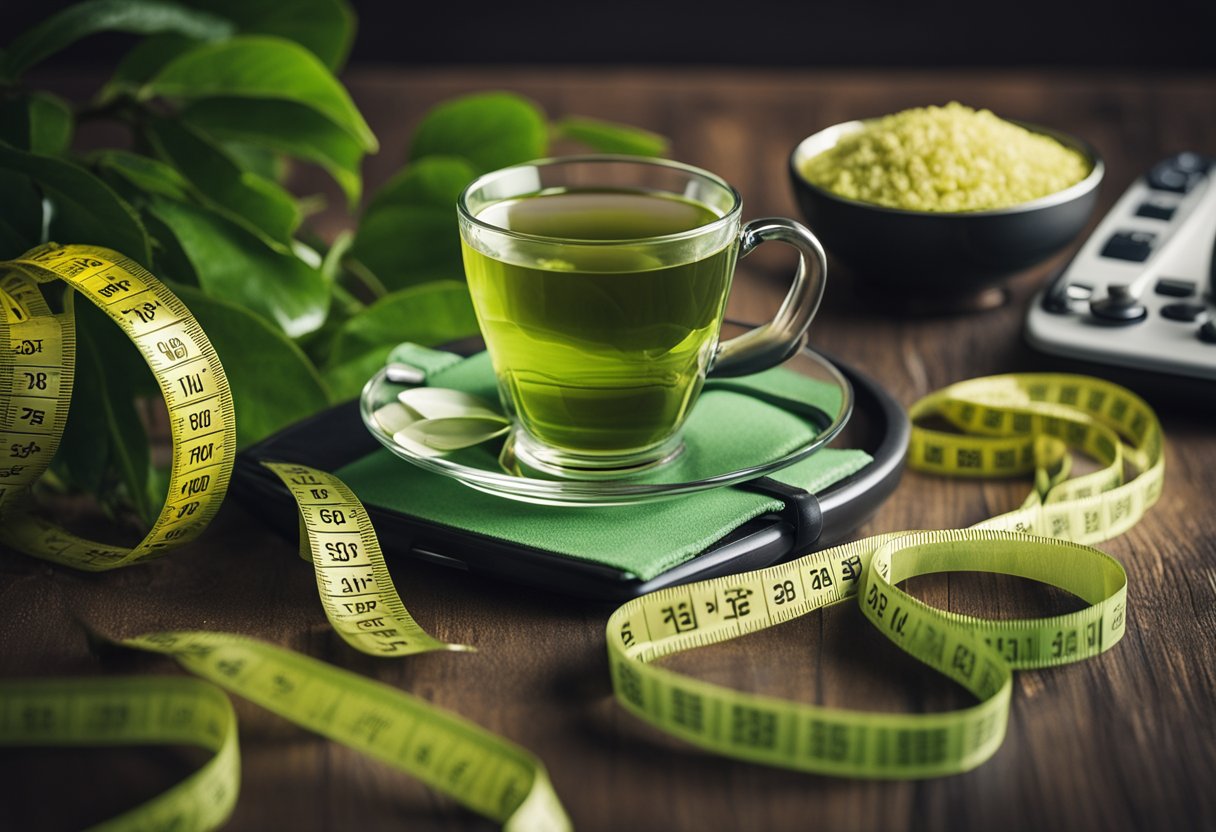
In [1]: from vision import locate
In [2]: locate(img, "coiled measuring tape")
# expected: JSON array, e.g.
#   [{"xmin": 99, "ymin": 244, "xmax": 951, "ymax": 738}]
[
  {"xmin": 606, "ymin": 374, "xmax": 1159, "ymax": 776},
  {"xmin": 0, "ymin": 243, "xmax": 1165, "ymax": 823},
  {"xmin": 0, "ymin": 676, "xmax": 239, "ymax": 831},
  {"xmin": 0, "ymin": 244, "xmax": 568, "ymax": 831},
  {"xmin": 0, "ymin": 243, "xmax": 235, "ymax": 568}
]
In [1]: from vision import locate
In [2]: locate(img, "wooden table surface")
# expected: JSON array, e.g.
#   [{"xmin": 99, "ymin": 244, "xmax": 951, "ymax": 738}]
[{"xmin": 2, "ymin": 68, "xmax": 1214, "ymax": 832}]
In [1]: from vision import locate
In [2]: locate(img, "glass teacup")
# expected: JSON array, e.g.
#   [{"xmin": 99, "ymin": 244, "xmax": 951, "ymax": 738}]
[{"xmin": 458, "ymin": 156, "xmax": 827, "ymax": 478}]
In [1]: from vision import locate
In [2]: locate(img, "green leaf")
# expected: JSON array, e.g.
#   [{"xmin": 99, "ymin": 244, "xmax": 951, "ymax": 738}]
[
  {"xmin": 180, "ymin": 0, "xmax": 354, "ymax": 71},
  {"xmin": 1, "ymin": 0, "xmax": 234, "ymax": 81},
  {"xmin": 92, "ymin": 149, "xmax": 192, "ymax": 200},
  {"xmin": 409, "ymin": 92, "xmax": 547, "ymax": 174},
  {"xmin": 140, "ymin": 207, "xmax": 198, "ymax": 287},
  {"xmin": 364, "ymin": 154, "xmax": 475, "ymax": 214},
  {"xmin": 323, "ymin": 282, "xmax": 479, "ymax": 400},
  {"xmin": 104, "ymin": 33, "xmax": 203, "ymax": 99},
  {"xmin": 374, "ymin": 390, "xmax": 507, "ymax": 457},
  {"xmin": 49, "ymin": 353, "xmax": 111, "ymax": 496},
  {"xmin": 173, "ymin": 283, "xmax": 330, "ymax": 446},
  {"xmin": 0, "ymin": 92, "xmax": 74, "ymax": 156},
  {"xmin": 147, "ymin": 198, "xmax": 328, "ymax": 337},
  {"xmin": 349, "ymin": 206, "xmax": 464, "ymax": 290},
  {"xmin": 551, "ymin": 116, "xmax": 669, "ymax": 157},
  {"xmin": 0, "ymin": 170, "xmax": 44, "ymax": 259},
  {"xmin": 49, "ymin": 307, "xmax": 112, "ymax": 496},
  {"xmin": 330, "ymin": 283, "xmax": 478, "ymax": 363},
  {"xmin": 216, "ymin": 141, "xmax": 286, "ymax": 183},
  {"xmin": 144, "ymin": 117, "xmax": 299, "ymax": 249},
  {"xmin": 322, "ymin": 350, "xmax": 399, "ymax": 402},
  {"xmin": 400, "ymin": 416, "xmax": 508, "ymax": 452},
  {"xmin": 90, "ymin": 155, "xmax": 201, "ymax": 287},
  {"xmin": 27, "ymin": 93, "xmax": 74, "ymax": 156},
  {"xmin": 52, "ymin": 299, "xmax": 156, "ymax": 523},
  {"xmin": 87, "ymin": 159, "xmax": 193, "ymax": 285},
  {"xmin": 144, "ymin": 35, "xmax": 377, "ymax": 152},
  {"xmin": 0, "ymin": 216, "xmax": 29, "ymax": 257},
  {"xmin": 0, "ymin": 142, "xmax": 151, "ymax": 265},
  {"xmin": 182, "ymin": 98, "xmax": 363, "ymax": 204},
  {"xmin": 397, "ymin": 387, "xmax": 503, "ymax": 421},
  {"xmin": 349, "ymin": 156, "xmax": 476, "ymax": 290}
]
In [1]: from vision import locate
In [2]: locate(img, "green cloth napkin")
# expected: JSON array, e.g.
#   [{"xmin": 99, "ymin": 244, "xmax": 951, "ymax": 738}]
[{"xmin": 338, "ymin": 349, "xmax": 872, "ymax": 580}]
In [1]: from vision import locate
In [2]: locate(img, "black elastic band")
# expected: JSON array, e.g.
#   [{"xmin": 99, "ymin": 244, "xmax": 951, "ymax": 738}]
[{"xmin": 738, "ymin": 477, "xmax": 823, "ymax": 552}]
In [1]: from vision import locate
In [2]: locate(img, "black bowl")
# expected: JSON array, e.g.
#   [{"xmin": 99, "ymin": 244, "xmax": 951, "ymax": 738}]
[{"xmin": 789, "ymin": 119, "xmax": 1104, "ymax": 306}]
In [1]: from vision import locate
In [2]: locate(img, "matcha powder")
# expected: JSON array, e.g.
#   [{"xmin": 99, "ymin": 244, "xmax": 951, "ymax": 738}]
[{"xmin": 801, "ymin": 102, "xmax": 1092, "ymax": 212}]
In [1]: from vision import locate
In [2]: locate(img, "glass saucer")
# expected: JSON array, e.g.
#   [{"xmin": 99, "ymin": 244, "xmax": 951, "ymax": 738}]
[{"xmin": 358, "ymin": 345, "xmax": 853, "ymax": 507}]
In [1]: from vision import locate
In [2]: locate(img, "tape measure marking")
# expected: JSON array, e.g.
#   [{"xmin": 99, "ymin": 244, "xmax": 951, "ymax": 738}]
[
  {"xmin": 607, "ymin": 373, "xmax": 1157, "ymax": 777},
  {"xmin": 607, "ymin": 532, "xmax": 1015, "ymax": 777},
  {"xmin": 0, "ymin": 677, "xmax": 239, "ymax": 832},
  {"xmin": 263, "ymin": 461, "xmax": 473, "ymax": 657},
  {"xmin": 121, "ymin": 631, "xmax": 568, "ymax": 832}
]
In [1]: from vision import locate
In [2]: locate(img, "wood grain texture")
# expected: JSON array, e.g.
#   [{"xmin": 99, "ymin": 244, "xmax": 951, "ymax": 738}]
[{"xmin": 2, "ymin": 69, "xmax": 1215, "ymax": 832}]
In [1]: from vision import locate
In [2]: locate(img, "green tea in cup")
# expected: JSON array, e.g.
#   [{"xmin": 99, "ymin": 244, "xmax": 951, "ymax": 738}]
[{"xmin": 458, "ymin": 156, "xmax": 827, "ymax": 478}]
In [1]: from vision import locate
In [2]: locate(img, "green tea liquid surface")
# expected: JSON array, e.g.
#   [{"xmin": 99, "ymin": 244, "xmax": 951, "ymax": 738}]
[{"xmin": 463, "ymin": 189, "xmax": 735, "ymax": 455}]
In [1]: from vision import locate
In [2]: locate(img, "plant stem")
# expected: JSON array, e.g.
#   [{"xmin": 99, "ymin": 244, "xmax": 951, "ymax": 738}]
[{"xmin": 342, "ymin": 257, "xmax": 389, "ymax": 302}]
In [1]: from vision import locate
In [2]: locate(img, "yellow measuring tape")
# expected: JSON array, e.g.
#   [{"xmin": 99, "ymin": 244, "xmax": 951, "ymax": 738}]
[
  {"xmin": 0, "ymin": 677, "xmax": 238, "ymax": 831},
  {"xmin": 0, "ymin": 243, "xmax": 235, "ymax": 568},
  {"xmin": 122, "ymin": 628, "xmax": 566, "ymax": 832},
  {"xmin": 0, "ymin": 244, "xmax": 568, "ymax": 831},
  {"xmin": 262, "ymin": 461, "xmax": 473, "ymax": 657},
  {"xmin": 606, "ymin": 373, "xmax": 1159, "ymax": 776},
  {"xmin": 0, "ymin": 244, "xmax": 1164, "ymax": 823}
]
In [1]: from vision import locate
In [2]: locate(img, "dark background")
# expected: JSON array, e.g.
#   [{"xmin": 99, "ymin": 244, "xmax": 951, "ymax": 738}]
[{"xmin": 7, "ymin": 0, "xmax": 1216, "ymax": 69}]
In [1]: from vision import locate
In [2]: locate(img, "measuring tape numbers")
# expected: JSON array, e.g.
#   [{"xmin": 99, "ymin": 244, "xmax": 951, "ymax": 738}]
[
  {"xmin": 607, "ymin": 373, "xmax": 1158, "ymax": 777},
  {"xmin": 0, "ymin": 244, "xmax": 570, "ymax": 832},
  {"xmin": 262, "ymin": 461, "xmax": 474, "ymax": 658},
  {"xmin": 0, "ymin": 243, "xmax": 235, "ymax": 569}
]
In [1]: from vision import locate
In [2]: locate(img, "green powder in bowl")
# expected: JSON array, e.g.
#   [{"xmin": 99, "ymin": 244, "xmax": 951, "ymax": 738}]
[{"xmin": 800, "ymin": 102, "xmax": 1092, "ymax": 212}]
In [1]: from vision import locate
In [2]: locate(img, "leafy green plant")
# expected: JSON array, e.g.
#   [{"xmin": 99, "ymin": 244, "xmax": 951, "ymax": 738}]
[{"xmin": 0, "ymin": 0, "xmax": 667, "ymax": 523}]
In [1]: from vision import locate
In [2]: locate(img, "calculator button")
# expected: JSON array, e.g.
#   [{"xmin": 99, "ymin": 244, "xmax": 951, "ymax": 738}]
[
  {"xmin": 1200, "ymin": 321, "xmax": 1216, "ymax": 344},
  {"xmin": 1172, "ymin": 152, "xmax": 1210, "ymax": 173},
  {"xmin": 1160, "ymin": 303, "xmax": 1206, "ymax": 322},
  {"xmin": 1135, "ymin": 201, "xmax": 1176, "ymax": 221},
  {"xmin": 1147, "ymin": 165, "xmax": 1195, "ymax": 193},
  {"xmin": 1146, "ymin": 153, "xmax": 1208, "ymax": 194},
  {"xmin": 1154, "ymin": 278, "xmax": 1196, "ymax": 297},
  {"xmin": 1100, "ymin": 231, "xmax": 1156, "ymax": 262}
]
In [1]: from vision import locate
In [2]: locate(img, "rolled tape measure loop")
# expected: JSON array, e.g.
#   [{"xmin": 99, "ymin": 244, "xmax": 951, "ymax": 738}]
[
  {"xmin": 605, "ymin": 532, "xmax": 1016, "ymax": 778},
  {"xmin": 0, "ymin": 243, "xmax": 237, "ymax": 569},
  {"xmin": 861, "ymin": 529, "xmax": 1127, "ymax": 673},
  {"xmin": 607, "ymin": 373, "xmax": 1159, "ymax": 778}
]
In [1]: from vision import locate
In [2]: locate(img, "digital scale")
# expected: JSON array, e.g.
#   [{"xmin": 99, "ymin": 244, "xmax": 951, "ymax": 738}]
[{"xmin": 1025, "ymin": 152, "xmax": 1216, "ymax": 391}]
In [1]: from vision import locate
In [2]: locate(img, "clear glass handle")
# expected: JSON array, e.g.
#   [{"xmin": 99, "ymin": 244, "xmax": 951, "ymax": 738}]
[{"xmin": 709, "ymin": 217, "xmax": 828, "ymax": 377}]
